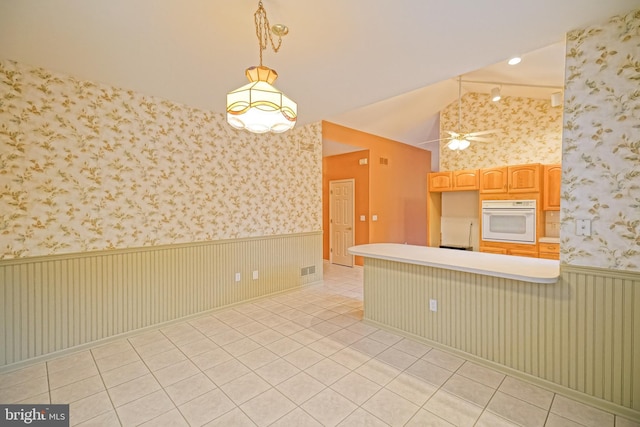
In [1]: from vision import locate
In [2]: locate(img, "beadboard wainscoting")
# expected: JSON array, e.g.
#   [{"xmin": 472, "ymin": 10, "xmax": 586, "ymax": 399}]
[
  {"xmin": 0, "ymin": 232, "xmax": 322, "ymax": 370},
  {"xmin": 362, "ymin": 258, "xmax": 640, "ymax": 419}
]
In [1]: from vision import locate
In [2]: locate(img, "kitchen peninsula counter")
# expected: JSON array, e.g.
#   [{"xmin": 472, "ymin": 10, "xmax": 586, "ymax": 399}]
[{"xmin": 348, "ymin": 243, "xmax": 559, "ymax": 284}]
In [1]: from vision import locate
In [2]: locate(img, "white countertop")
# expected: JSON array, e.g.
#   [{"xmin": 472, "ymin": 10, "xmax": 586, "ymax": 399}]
[{"xmin": 348, "ymin": 243, "xmax": 559, "ymax": 284}]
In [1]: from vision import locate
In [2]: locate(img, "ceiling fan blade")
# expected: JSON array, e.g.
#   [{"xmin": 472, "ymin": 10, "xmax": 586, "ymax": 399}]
[
  {"xmin": 417, "ymin": 136, "xmax": 453, "ymax": 145},
  {"xmin": 466, "ymin": 129, "xmax": 500, "ymax": 137},
  {"xmin": 467, "ymin": 136, "xmax": 493, "ymax": 142},
  {"xmin": 446, "ymin": 130, "xmax": 460, "ymax": 137}
]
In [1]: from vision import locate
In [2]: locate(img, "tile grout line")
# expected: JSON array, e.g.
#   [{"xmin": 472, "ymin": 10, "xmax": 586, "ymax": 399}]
[{"xmin": 471, "ymin": 371, "xmax": 509, "ymax": 427}]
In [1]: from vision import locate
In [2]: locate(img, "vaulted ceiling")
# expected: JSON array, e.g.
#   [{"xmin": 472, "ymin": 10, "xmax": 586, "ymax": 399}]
[{"xmin": 1, "ymin": 0, "xmax": 638, "ymax": 149}]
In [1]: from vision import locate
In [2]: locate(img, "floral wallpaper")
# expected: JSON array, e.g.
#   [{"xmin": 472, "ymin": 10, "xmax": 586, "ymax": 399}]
[
  {"xmin": 0, "ymin": 60, "xmax": 322, "ymax": 260},
  {"xmin": 439, "ymin": 92, "xmax": 563, "ymax": 170},
  {"xmin": 560, "ymin": 9, "xmax": 640, "ymax": 272}
]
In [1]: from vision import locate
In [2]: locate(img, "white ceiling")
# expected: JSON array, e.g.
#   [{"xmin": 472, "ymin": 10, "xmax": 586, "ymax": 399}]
[{"xmin": 1, "ymin": 0, "xmax": 638, "ymax": 153}]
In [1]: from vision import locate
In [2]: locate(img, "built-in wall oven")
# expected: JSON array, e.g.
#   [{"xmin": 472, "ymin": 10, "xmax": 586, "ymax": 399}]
[{"xmin": 481, "ymin": 200, "xmax": 536, "ymax": 244}]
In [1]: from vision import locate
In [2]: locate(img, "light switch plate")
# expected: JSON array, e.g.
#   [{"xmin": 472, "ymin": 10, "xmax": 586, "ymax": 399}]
[
  {"xmin": 360, "ymin": 215, "xmax": 366, "ymax": 222},
  {"xmin": 576, "ymin": 219, "xmax": 591, "ymax": 236},
  {"xmin": 372, "ymin": 215, "xmax": 378, "ymax": 221}
]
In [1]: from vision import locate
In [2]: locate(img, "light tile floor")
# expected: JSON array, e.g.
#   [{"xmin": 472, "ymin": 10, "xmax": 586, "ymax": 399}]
[{"xmin": 1, "ymin": 262, "xmax": 639, "ymax": 426}]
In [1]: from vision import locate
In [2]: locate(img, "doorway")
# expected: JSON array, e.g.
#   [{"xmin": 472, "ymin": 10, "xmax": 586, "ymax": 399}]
[{"xmin": 329, "ymin": 179, "xmax": 355, "ymax": 267}]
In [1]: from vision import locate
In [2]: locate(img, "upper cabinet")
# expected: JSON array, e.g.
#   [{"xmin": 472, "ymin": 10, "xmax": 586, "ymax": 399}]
[
  {"xmin": 428, "ymin": 172, "xmax": 453, "ymax": 192},
  {"xmin": 428, "ymin": 169, "xmax": 479, "ymax": 192},
  {"xmin": 479, "ymin": 167, "xmax": 508, "ymax": 193},
  {"xmin": 453, "ymin": 169, "xmax": 479, "ymax": 190},
  {"xmin": 480, "ymin": 164, "xmax": 541, "ymax": 194},
  {"xmin": 543, "ymin": 164, "xmax": 561, "ymax": 210}
]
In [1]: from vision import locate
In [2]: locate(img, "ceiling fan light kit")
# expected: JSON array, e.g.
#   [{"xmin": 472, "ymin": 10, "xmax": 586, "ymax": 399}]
[
  {"xmin": 417, "ymin": 76, "xmax": 500, "ymax": 151},
  {"xmin": 447, "ymin": 138, "xmax": 470, "ymax": 151},
  {"xmin": 226, "ymin": 0, "xmax": 297, "ymax": 133},
  {"xmin": 444, "ymin": 77, "xmax": 498, "ymax": 151}
]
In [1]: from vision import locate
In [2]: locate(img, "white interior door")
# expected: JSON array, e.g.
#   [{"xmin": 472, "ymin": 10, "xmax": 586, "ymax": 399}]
[{"xmin": 330, "ymin": 179, "xmax": 355, "ymax": 267}]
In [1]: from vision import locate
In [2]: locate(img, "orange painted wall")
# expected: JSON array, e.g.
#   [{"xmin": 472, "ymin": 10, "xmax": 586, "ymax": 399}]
[
  {"xmin": 322, "ymin": 121, "xmax": 431, "ymax": 252},
  {"xmin": 323, "ymin": 151, "xmax": 370, "ymax": 266}
]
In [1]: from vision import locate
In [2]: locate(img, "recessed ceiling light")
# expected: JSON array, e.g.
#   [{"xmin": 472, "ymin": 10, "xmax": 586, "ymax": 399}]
[{"xmin": 508, "ymin": 56, "xmax": 522, "ymax": 65}]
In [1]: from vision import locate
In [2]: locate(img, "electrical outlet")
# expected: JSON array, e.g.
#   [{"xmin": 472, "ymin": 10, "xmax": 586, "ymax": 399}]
[
  {"xmin": 252, "ymin": 270, "xmax": 258, "ymax": 280},
  {"xmin": 235, "ymin": 272, "xmax": 241, "ymax": 282},
  {"xmin": 429, "ymin": 299, "xmax": 437, "ymax": 312}
]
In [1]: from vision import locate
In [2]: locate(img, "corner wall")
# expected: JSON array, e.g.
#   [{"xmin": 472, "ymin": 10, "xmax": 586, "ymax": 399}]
[
  {"xmin": 323, "ymin": 151, "xmax": 370, "ymax": 266},
  {"xmin": 0, "ymin": 60, "xmax": 323, "ymax": 367},
  {"xmin": 322, "ymin": 121, "xmax": 431, "ymax": 246},
  {"xmin": 560, "ymin": 8, "xmax": 640, "ymax": 272}
]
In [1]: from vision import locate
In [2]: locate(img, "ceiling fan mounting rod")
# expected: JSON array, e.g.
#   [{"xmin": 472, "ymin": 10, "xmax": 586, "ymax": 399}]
[{"xmin": 457, "ymin": 76, "xmax": 463, "ymax": 133}]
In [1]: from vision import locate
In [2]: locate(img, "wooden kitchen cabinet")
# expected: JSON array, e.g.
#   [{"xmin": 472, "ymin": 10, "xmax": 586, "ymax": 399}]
[
  {"xmin": 480, "ymin": 246, "xmax": 507, "ymax": 255},
  {"xmin": 509, "ymin": 248, "xmax": 539, "ymax": 258},
  {"xmin": 428, "ymin": 169, "xmax": 478, "ymax": 192},
  {"xmin": 539, "ymin": 242, "xmax": 560, "ymax": 260},
  {"xmin": 480, "ymin": 242, "xmax": 539, "ymax": 258},
  {"xmin": 543, "ymin": 164, "xmax": 561, "ymax": 210},
  {"xmin": 480, "ymin": 164, "xmax": 541, "ymax": 194},
  {"xmin": 428, "ymin": 172, "xmax": 453, "ymax": 192},
  {"xmin": 479, "ymin": 167, "xmax": 507, "ymax": 193},
  {"xmin": 452, "ymin": 169, "xmax": 479, "ymax": 190},
  {"xmin": 509, "ymin": 164, "xmax": 540, "ymax": 192}
]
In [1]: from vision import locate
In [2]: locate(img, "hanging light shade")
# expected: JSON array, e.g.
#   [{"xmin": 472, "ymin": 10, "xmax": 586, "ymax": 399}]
[
  {"xmin": 448, "ymin": 139, "xmax": 461, "ymax": 150},
  {"xmin": 226, "ymin": 1, "xmax": 297, "ymax": 134},
  {"xmin": 227, "ymin": 66, "xmax": 297, "ymax": 133}
]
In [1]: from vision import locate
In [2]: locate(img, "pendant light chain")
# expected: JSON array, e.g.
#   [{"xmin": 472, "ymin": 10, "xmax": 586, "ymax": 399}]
[
  {"xmin": 226, "ymin": 0, "xmax": 296, "ymax": 133},
  {"xmin": 254, "ymin": 1, "xmax": 283, "ymax": 67}
]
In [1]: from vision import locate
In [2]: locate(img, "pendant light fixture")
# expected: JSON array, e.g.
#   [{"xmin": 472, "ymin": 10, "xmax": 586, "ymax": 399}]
[{"xmin": 226, "ymin": 1, "xmax": 297, "ymax": 133}]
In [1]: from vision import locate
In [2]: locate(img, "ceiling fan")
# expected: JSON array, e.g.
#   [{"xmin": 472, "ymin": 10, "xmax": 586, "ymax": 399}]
[{"xmin": 420, "ymin": 76, "xmax": 499, "ymax": 151}]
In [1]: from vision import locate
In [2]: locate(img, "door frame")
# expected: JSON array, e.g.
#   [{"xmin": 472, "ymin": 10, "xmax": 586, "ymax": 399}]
[{"xmin": 329, "ymin": 179, "xmax": 355, "ymax": 267}]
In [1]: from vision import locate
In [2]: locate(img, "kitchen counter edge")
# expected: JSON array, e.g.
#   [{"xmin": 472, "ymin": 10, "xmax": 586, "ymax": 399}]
[{"xmin": 348, "ymin": 243, "xmax": 559, "ymax": 284}]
